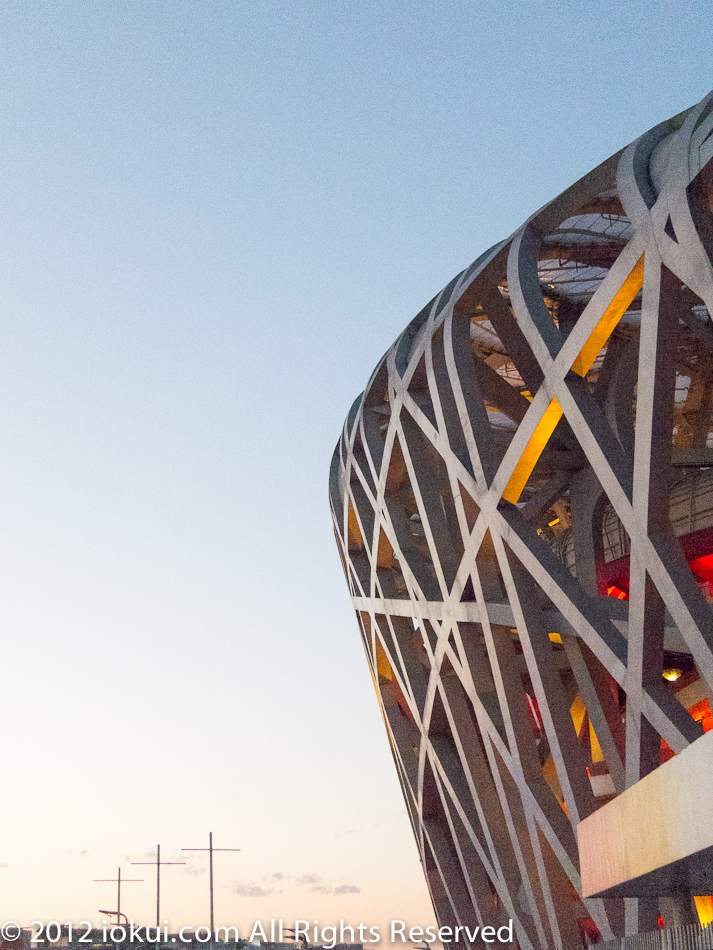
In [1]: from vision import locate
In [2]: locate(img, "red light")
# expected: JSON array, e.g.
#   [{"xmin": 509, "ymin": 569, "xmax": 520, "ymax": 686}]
[
  {"xmin": 607, "ymin": 585, "xmax": 628, "ymax": 600},
  {"xmin": 691, "ymin": 552, "xmax": 713, "ymax": 570}
]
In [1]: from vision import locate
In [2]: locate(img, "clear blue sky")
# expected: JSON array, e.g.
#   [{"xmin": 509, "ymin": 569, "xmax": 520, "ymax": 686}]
[{"xmin": 0, "ymin": 0, "xmax": 709, "ymax": 933}]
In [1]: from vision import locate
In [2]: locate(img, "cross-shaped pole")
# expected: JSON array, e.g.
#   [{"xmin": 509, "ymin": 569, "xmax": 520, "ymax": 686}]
[
  {"xmin": 131, "ymin": 844, "xmax": 186, "ymax": 928},
  {"xmin": 94, "ymin": 868, "xmax": 144, "ymax": 926},
  {"xmin": 181, "ymin": 832, "xmax": 240, "ymax": 932}
]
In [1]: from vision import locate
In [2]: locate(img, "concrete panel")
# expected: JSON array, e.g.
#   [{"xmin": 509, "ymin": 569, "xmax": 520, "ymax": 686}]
[{"xmin": 579, "ymin": 730, "xmax": 713, "ymax": 898}]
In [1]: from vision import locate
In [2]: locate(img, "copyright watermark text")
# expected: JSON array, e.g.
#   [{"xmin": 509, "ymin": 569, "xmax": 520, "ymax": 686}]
[{"xmin": 1, "ymin": 919, "xmax": 514, "ymax": 946}]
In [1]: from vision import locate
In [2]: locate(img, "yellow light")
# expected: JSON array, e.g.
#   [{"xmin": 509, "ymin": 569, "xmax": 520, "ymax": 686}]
[
  {"xmin": 570, "ymin": 693, "xmax": 587, "ymax": 735},
  {"xmin": 548, "ymin": 517, "xmax": 560, "ymax": 527},
  {"xmin": 662, "ymin": 668, "xmax": 683, "ymax": 682},
  {"xmin": 502, "ymin": 398, "xmax": 563, "ymax": 504},
  {"xmin": 548, "ymin": 632, "xmax": 563, "ymax": 644},
  {"xmin": 694, "ymin": 896, "xmax": 713, "ymax": 927},
  {"xmin": 571, "ymin": 254, "xmax": 645, "ymax": 377}
]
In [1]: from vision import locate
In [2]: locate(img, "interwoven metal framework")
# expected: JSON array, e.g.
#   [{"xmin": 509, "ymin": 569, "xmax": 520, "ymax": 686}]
[{"xmin": 330, "ymin": 93, "xmax": 713, "ymax": 949}]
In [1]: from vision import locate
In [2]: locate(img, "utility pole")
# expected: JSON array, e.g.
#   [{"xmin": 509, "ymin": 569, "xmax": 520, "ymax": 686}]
[
  {"xmin": 94, "ymin": 868, "xmax": 143, "ymax": 927},
  {"xmin": 181, "ymin": 832, "xmax": 240, "ymax": 932},
  {"xmin": 131, "ymin": 844, "xmax": 186, "ymax": 928}
]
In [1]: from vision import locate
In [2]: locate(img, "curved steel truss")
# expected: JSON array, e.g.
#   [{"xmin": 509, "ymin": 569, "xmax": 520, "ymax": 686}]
[{"xmin": 330, "ymin": 93, "xmax": 713, "ymax": 949}]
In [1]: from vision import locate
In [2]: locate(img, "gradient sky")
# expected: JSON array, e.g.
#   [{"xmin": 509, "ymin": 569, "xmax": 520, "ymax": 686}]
[{"xmin": 0, "ymin": 0, "xmax": 710, "ymax": 938}]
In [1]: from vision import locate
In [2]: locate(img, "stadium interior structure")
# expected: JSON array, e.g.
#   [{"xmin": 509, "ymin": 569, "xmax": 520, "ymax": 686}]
[{"xmin": 330, "ymin": 93, "xmax": 713, "ymax": 948}]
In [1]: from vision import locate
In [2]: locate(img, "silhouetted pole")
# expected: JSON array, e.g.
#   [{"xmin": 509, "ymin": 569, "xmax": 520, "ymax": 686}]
[
  {"xmin": 132, "ymin": 844, "xmax": 186, "ymax": 928},
  {"xmin": 94, "ymin": 868, "xmax": 143, "ymax": 927},
  {"xmin": 181, "ymin": 833, "xmax": 240, "ymax": 932}
]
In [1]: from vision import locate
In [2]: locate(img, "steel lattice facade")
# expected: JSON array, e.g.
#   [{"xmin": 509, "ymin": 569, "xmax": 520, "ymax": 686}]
[{"xmin": 330, "ymin": 93, "xmax": 713, "ymax": 949}]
